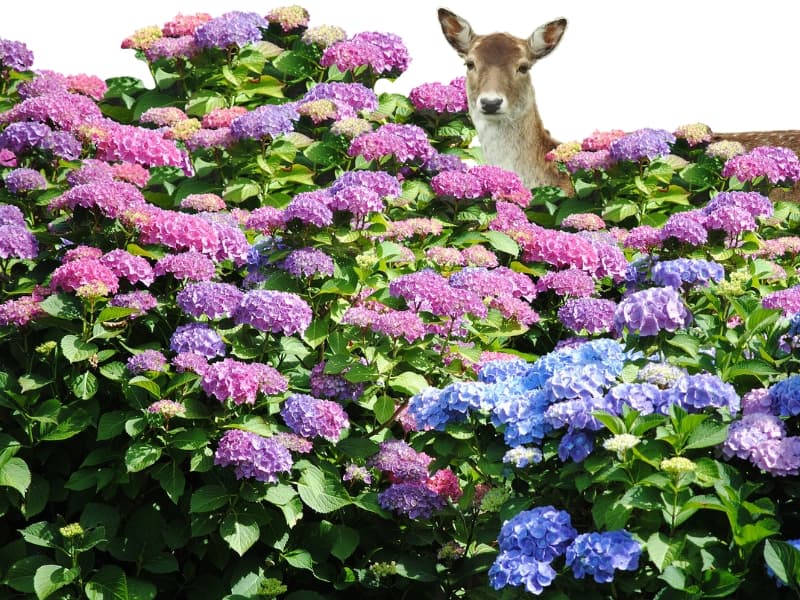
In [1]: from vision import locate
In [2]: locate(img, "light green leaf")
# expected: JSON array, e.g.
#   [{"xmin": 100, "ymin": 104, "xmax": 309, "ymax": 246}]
[
  {"xmin": 39, "ymin": 294, "xmax": 82, "ymax": 320},
  {"xmin": 647, "ymin": 532, "xmax": 684, "ymax": 572},
  {"xmin": 282, "ymin": 549, "xmax": 314, "ymax": 571},
  {"xmin": 481, "ymin": 231, "xmax": 519, "ymax": 256},
  {"xmin": 33, "ymin": 564, "xmax": 78, "ymax": 600},
  {"xmin": 190, "ymin": 484, "xmax": 230, "ymax": 513},
  {"xmin": 295, "ymin": 462, "xmax": 351, "ymax": 513},
  {"xmin": 5, "ymin": 555, "xmax": 50, "ymax": 593},
  {"xmin": 19, "ymin": 521, "xmax": 59, "ymax": 549},
  {"xmin": 124, "ymin": 442, "xmax": 162, "ymax": 473},
  {"xmin": 764, "ymin": 539, "xmax": 800, "ymax": 587},
  {"xmin": 388, "ymin": 372, "xmax": 429, "ymax": 396},
  {"xmin": 220, "ymin": 513, "xmax": 260, "ymax": 556},
  {"xmin": 0, "ymin": 456, "xmax": 31, "ymax": 495},
  {"xmin": 71, "ymin": 371, "xmax": 99, "ymax": 400},
  {"xmin": 60, "ymin": 335, "xmax": 98, "ymax": 363},
  {"xmin": 85, "ymin": 565, "xmax": 128, "ymax": 600}
]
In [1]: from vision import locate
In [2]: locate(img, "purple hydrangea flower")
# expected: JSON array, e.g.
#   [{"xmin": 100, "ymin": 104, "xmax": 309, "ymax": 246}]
[
  {"xmin": 613, "ymin": 286, "xmax": 691, "ymax": 337},
  {"xmin": 176, "ymin": 282, "xmax": 243, "ymax": 319},
  {"xmin": 722, "ymin": 146, "xmax": 800, "ymax": 184},
  {"xmin": 565, "ymin": 530, "xmax": 642, "ymax": 583},
  {"xmin": 750, "ymin": 436, "xmax": 800, "ymax": 477},
  {"xmin": 321, "ymin": 40, "xmax": 386, "ymax": 73},
  {"xmin": 214, "ymin": 429, "xmax": 292, "ymax": 483},
  {"xmin": 378, "ymin": 482, "xmax": 446, "ymax": 519},
  {"xmin": 343, "ymin": 463, "xmax": 372, "ymax": 484},
  {"xmin": 230, "ymin": 103, "xmax": 299, "ymax": 140},
  {"xmin": 330, "ymin": 185, "xmax": 384, "ymax": 217},
  {"xmin": 350, "ymin": 31, "xmax": 410, "ymax": 73},
  {"xmin": 279, "ymin": 247, "xmax": 336, "ymax": 279},
  {"xmin": 558, "ymin": 298, "xmax": 617, "ymax": 334},
  {"xmin": 660, "ymin": 210, "xmax": 708, "ymax": 246},
  {"xmin": 0, "ymin": 38, "xmax": 34, "ymax": 71},
  {"xmin": 609, "ymin": 128, "xmax": 675, "ymax": 162},
  {"xmin": 661, "ymin": 374, "xmax": 740, "ymax": 414},
  {"xmin": 39, "ymin": 129, "xmax": 82, "ymax": 160},
  {"xmin": 153, "ymin": 251, "xmax": 216, "ymax": 282},
  {"xmin": 330, "ymin": 170, "xmax": 401, "ymax": 198},
  {"xmin": 126, "ymin": 349, "xmax": 168, "ymax": 374},
  {"xmin": 368, "ymin": 439, "xmax": 432, "ymax": 482},
  {"xmin": 110, "ymin": 290, "xmax": 158, "ymax": 318},
  {"xmin": 0, "ymin": 122, "xmax": 51, "ymax": 154},
  {"xmin": 566, "ymin": 149, "xmax": 615, "ymax": 173},
  {"xmin": 702, "ymin": 190, "xmax": 773, "ymax": 219},
  {"xmin": 193, "ymin": 11, "xmax": 268, "ymax": 49},
  {"xmin": 280, "ymin": 394, "xmax": 350, "ymax": 442},
  {"xmin": 234, "ymin": 289, "xmax": 312, "ymax": 336},
  {"xmin": 169, "ymin": 323, "xmax": 226, "ymax": 359},
  {"xmin": 3, "ymin": 168, "xmax": 46, "ymax": 194},
  {"xmin": 0, "ymin": 224, "xmax": 37, "ymax": 259},
  {"xmin": 283, "ymin": 192, "xmax": 334, "ymax": 227},
  {"xmin": 301, "ymin": 82, "xmax": 379, "ymax": 115},
  {"xmin": 704, "ymin": 205, "xmax": 757, "ymax": 237},
  {"xmin": 409, "ymin": 78, "xmax": 467, "ymax": 113},
  {"xmin": 762, "ymin": 286, "xmax": 800, "ymax": 317},
  {"xmin": 536, "ymin": 268, "xmax": 596, "ymax": 298},
  {"xmin": 309, "ymin": 362, "xmax": 364, "ymax": 403}
]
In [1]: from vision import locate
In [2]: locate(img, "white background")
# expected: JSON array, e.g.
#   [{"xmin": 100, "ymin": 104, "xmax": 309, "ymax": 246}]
[{"xmin": 3, "ymin": 1, "xmax": 799, "ymax": 140}]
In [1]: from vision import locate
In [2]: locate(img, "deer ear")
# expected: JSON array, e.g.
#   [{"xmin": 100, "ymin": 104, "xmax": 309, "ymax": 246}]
[
  {"xmin": 529, "ymin": 19, "xmax": 567, "ymax": 59},
  {"xmin": 438, "ymin": 8, "xmax": 475, "ymax": 57}
]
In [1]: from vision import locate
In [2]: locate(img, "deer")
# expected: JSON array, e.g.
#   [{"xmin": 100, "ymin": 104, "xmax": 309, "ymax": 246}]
[
  {"xmin": 438, "ymin": 8, "xmax": 800, "ymax": 201},
  {"xmin": 437, "ymin": 8, "xmax": 573, "ymax": 194}
]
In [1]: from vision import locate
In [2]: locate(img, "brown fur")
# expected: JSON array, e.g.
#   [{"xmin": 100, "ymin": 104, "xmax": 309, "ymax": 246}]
[{"xmin": 438, "ymin": 8, "xmax": 572, "ymax": 194}]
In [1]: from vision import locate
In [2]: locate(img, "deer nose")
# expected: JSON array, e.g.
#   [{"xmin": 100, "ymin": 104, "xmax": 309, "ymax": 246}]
[{"xmin": 479, "ymin": 96, "xmax": 504, "ymax": 114}]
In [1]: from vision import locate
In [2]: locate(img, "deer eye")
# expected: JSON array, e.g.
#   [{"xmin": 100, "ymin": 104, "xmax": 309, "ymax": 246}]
[
  {"xmin": 517, "ymin": 64, "xmax": 531, "ymax": 74},
  {"xmin": 465, "ymin": 60, "xmax": 475, "ymax": 71}
]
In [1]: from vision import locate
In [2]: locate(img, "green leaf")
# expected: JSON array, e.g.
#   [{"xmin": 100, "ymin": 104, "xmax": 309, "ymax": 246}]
[
  {"xmin": 85, "ymin": 565, "xmax": 128, "ymax": 600},
  {"xmin": 97, "ymin": 411, "xmax": 135, "ymax": 441},
  {"xmin": 167, "ymin": 429, "xmax": 209, "ymax": 450},
  {"xmin": 124, "ymin": 442, "xmax": 162, "ymax": 473},
  {"xmin": 152, "ymin": 462, "xmax": 185, "ymax": 504},
  {"xmin": 220, "ymin": 513, "xmax": 260, "ymax": 556},
  {"xmin": 481, "ymin": 231, "xmax": 519, "ymax": 257},
  {"xmin": 127, "ymin": 577, "xmax": 156, "ymax": 600},
  {"xmin": 18, "ymin": 374, "xmax": 53, "ymax": 393},
  {"xmin": 283, "ymin": 549, "xmax": 314, "ymax": 571},
  {"xmin": 127, "ymin": 376, "xmax": 161, "ymax": 399},
  {"xmin": 33, "ymin": 564, "xmax": 79, "ymax": 600},
  {"xmin": 41, "ymin": 406, "xmax": 93, "ymax": 441},
  {"xmin": 142, "ymin": 553, "xmax": 179, "ymax": 574},
  {"xmin": 0, "ymin": 456, "xmax": 31, "ymax": 495},
  {"xmin": 647, "ymin": 532, "xmax": 685, "ymax": 572},
  {"xmin": 373, "ymin": 395, "xmax": 395, "ymax": 424},
  {"xmin": 190, "ymin": 484, "xmax": 230, "ymax": 513},
  {"xmin": 5, "ymin": 555, "xmax": 50, "ymax": 593},
  {"xmin": 23, "ymin": 474, "xmax": 50, "ymax": 518},
  {"xmin": 295, "ymin": 462, "xmax": 351, "ymax": 513},
  {"xmin": 19, "ymin": 521, "xmax": 59, "ymax": 549},
  {"xmin": 764, "ymin": 539, "xmax": 800, "ymax": 587},
  {"xmin": 330, "ymin": 525, "xmax": 359, "ymax": 561},
  {"xmin": 71, "ymin": 371, "xmax": 99, "ymax": 400},
  {"xmin": 725, "ymin": 360, "xmax": 780, "ymax": 380},
  {"xmin": 388, "ymin": 372, "xmax": 428, "ymax": 396},
  {"xmin": 684, "ymin": 421, "xmax": 729, "ymax": 450},
  {"xmin": 39, "ymin": 294, "xmax": 82, "ymax": 320},
  {"xmin": 96, "ymin": 306, "xmax": 137, "ymax": 323},
  {"xmin": 60, "ymin": 335, "xmax": 99, "ymax": 363}
]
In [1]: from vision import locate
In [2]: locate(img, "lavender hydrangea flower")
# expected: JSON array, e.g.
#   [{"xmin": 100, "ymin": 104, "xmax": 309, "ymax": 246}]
[
  {"xmin": 301, "ymin": 82, "xmax": 378, "ymax": 115},
  {"xmin": 613, "ymin": 286, "xmax": 691, "ymax": 337},
  {"xmin": 378, "ymin": 482, "xmax": 446, "ymax": 519},
  {"xmin": 280, "ymin": 394, "xmax": 350, "ymax": 442},
  {"xmin": 283, "ymin": 192, "xmax": 334, "ymax": 227},
  {"xmin": 565, "ymin": 530, "xmax": 642, "ymax": 583},
  {"xmin": 762, "ymin": 286, "xmax": 800, "ymax": 317},
  {"xmin": 368, "ymin": 439, "xmax": 432, "ymax": 482},
  {"xmin": 767, "ymin": 375, "xmax": 800, "ymax": 416},
  {"xmin": 651, "ymin": 258, "xmax": 725, "ymax": 289},
  {"xmin": 331, "ymin": 170, "xmax": 401, "ymax": 198},
  {"xmin": 110, "ymin": 290, "xmax": 158, "ymax": 318},
  {"xmin": 169, "ymin": 323, "xmax": 226, "ymax": 359},
  {"xmin": 351, "ymin": 31, "xmax": 410, "ymax": 73},
  {"xmin": 214, "ymin": 429, "xmax": 292, "ymax": 483},
  {"xmin": 722, "ymin": 413, "xmax": 786, "ymax": 460},
  {"xmin": 176, "ymin": 282, "xmax": 243, "ymax": 320},
  {"xmin": 702, "ymin": 190, "xmax": 773, "ymax": 219},
  {"xmin": 609, "ymin": 128, "xmax": 675, "ymax": 162},
  {"xmin": 230, "ymin": 104, "xmax": 299, "ymax": 141},
  {"xmin": 750, "ymin": 437, "xmax": 800, "ymax": 477},
  {"xmin": 660, "ymin": 210, "xmax": 708, "ymax": 246},
  {"xmin": 0, "ymin": 122, "xmax": 51, "ymax": 154},
  {"xmin": 3, "ymin": 168, "xmax": 46, "ymax": 194},
  {"xmin": 309, "ymin": 362, "xmax": 364, "ymax": 402},
  {"xmin": 193, "ymin": 11, "xmax": 268, "ymax": 49},
  {"xmin": 558, "ymin": 298, "xmax": 617, "ymax": 334},
  {"xmin": 234, "ymin": 289, "xmax": 312, "ymax": 336},
  {"xmin": 0, "ymin": 224, "xmax": 38, "ymax": 260},
  {"xmin": 126, "ymin": 349, "xmax": 168, "ymax": 374},
  {"xmin": 0, "ymin": 38, "xmax": 35, "ymax": 71},
  {"xmin": 604, "ymin": 382, "xmax": 664, "ymax": 415},
  {"xmin": 661, "ymin": 374, "xmax": 740, "ymax": 414}
]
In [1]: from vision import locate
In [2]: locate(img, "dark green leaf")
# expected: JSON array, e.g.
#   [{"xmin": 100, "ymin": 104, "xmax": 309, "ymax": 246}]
[
  {"xmin": 85, "ymin": 565, "xmax": 128, "ymax": 600},
  {"xmin": 190, "ymin": 484, "xmax": 230, "ymax": 513},
  {"xmin": 296, "ymin": 462, "xmax": 351, "ymax": 513},
  {"xmin": 60, "ymin": 335, "xmax": 98, "ymax": 363},
  {"xmin": 124, "ymin": 442, "xmax": 162, "ymax": 473}
]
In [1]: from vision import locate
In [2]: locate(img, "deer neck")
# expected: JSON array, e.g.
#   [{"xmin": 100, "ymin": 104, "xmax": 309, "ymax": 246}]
[{"xmin": 471, "ymin": 96, "xmax": 564, "ymax": 190}]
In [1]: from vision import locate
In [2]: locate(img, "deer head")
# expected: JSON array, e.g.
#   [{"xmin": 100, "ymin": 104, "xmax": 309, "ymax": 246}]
[{"xmin": 437, "ymin": 8, "xmax": 567, "ymax": 122}]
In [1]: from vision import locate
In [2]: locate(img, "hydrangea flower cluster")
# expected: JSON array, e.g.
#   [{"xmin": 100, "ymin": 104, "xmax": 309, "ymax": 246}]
[
  {"xmin": 280, "ymin": 394, "xmax": 350, "ymax": 442},
  {"xmin": 153, "ymin": 252, "xmax": 216, "ymax": 281},
  {"xmin": 169, "ymin": 323, "xmax": 226, "ymax": 359},
  {"xmin": 608, "ymin": 128, "xmax": 676, "ymax": 162},
  {"xmin": 408, "ymin": 77, "xmax": 467, "ymax": 113},
  {"xmin": 349, "ymin": 123, "xmax": 435, "ymax": 163},
  {"xmin": 214, "ymin": 429, "xmax": 293, "ymax": 483},
  {"xmin": 176, "ymin": 282, "xmax": 243, "ymax": 319},
  {"xmin": 0, "ymin": 38, "xmax": 35, "ymax": 71},
  {"xmin": 558, "ymin": 298, "xmax": 617, "ymax": 334},
  {"xmin": 50, "ymin": 258, "xmax": 119, "ymax": 297},
  {"xmin": 722, "ymin": 145, "xmax": 800, "ymax": 184},
  {"xmin": 762, "ymin": 285, "xmax": 800, "ymax": 317},
  {"xmin": 3, "ymin": 168, "xmax": 46, "ymax": 194},
  {"xmin": 234, "ymin": 289, "xmax": 312, "ymax": 336},
  {"xmin": 201, "ymin": 358, "xmax": 288, "ymax": 405},
  {"xmin": 565, "ymin": 530, "xmax": 642, "ymax": 583},
  {"xmin": 322, "ymin": 31, "xmax": 409, "ymax": 75},
  {"xmin": 650, "ymin": 258, "xmax": 725, "ymax": 289},
  {"xmin": 193, "ymin": 11, "xmax": 267, "ymax": 49},
  {"xmin": 126, "ymin": 349, "xmax": 168, "ymax": 374},
  {"xmin": 309, "ymin": 362, "xmax": 364, "ymax": 403},
  {"xmin": 230, "ymin": 104, "xmax": 299, "ymax": 141},
  {"xmin": 613, "ymin": 286, "xmax": 691, "ymax": 337},
  {"xmin": 432, "ymin": 165, "xmax": 531, "ymax": 206}
]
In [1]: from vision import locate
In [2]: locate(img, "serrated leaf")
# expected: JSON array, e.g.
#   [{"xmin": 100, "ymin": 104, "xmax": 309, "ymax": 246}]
[
  {"xmin": 388, "ymin": 372, "xmax": 428, "ymax": 396},
  {"xmin": 5, "ymin": 555, "xmax": 50, "ymax": 593},
  {"xmin": 152, "ymin": 462, "xmax": 185, "ymax": 504},
  {"xmin": 127, "ymin": 376, "xmax": 161, "ymax": 399},
  {"xmin": 142, "ymin": 553, "xmax": 179, "ymax": 574},
  {"xmin": 647, "ymin": 532, "xmax": 685, "ymax": 572},
  {"xmin": 18, "ymin": 374, "xmax": 53, "ymax": 393},
  {"xmin": 0, "ymin": 456, "xmax": 31, "ymax": 495},
  {"xmin": 33, "ymin": 564, "xmax": 78, "ymax": 600},
  {"xmin": 764, "ymin": 539, "xmax": 800, "ymax": 587},
  {"xmin": 60, "ymin": 335, "xmax": 98, "ymax": 363},
  {"xmin": 190, "ymin": 484, "xmax": 229, "ymax": 513},
  {"xmin": 85, "ymin": 565, "xmax": 128, "ymax": 600},
  {"xmin": 19, "ymin": 521, "xmax": 59, "ymax": 549},
  {"xmin": 41, "ymin": 406, "xmax": 93, "ymax": 441},
  {"xmin": 39, "ymin": 294, "xmax": 82, "ymax": 320},
  {"xmin": 282, "ymin": 549, "xmax": 314, "ymax": 570},
  {"xmin": 220, "ymin": 513, "xmax": 260, "ymax": 556},
  {"xmin": 481, "ymin": 231, "xmax": 519, "ymax": 256},
  {"xmin": 71, "ymin": 371, "xmax": 98, "ymax": 400},
  {"xmin": 684, "ymin": 421, "xmax": 729, "ymax": 450},
  {"xmin": 296, "ymin": 463, "xmax": 351, "ymax": 513},
  {"xmin": 96, "ymin": 306, "xmax": 137, "ymax": 323},
  {"xmin": 124, "ymin": 442, "xmax": 162, "ymax": 473},
  {"xmin": 97, "ymin": 411, "xmax": 135, "ymax": 441}
]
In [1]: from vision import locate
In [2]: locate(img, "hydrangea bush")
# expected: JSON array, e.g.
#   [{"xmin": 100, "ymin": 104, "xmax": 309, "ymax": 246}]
[{"xmin": 2, "ymin": 6, "xmax": 800, "ymax": 599}]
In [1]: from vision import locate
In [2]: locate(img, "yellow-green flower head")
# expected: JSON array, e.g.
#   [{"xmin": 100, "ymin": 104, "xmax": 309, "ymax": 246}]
[
  {"xmin": 546, "ymin": 140, "xmax": 582, "ymax": 163},
  {"xmin": 36, "ymin": 340, "xmax": 57, "ymax": 355},
  {"xmin": 674, "ymin": 123, "xmax": 712, "ymax": 146},
  {"xmin": 716, "ymin": 270, "xmax": 748, "ymax": 296},
  {"xmin": 59, "ymin": 523, "xmax": 84, "ymax": 538},
  {"xmin": 121, "ymin": 26, "xmax": 163, "ymax": 52},
  {"xmin": 369, "ymin": 561, "xmax": 398, "ymax": 578},
  {"xmin": 480, "ymin": 487, "xmax": 510, "ymax": 512},
  {"xmin": 331, "ymin": 117, "xmax": 373, "ymax": 139},
  {"xmin": 660, "ymin": 456, "xmax": 696, "ymax": 476},
  {"xmin": 602, "ymin": 433, "xmax": 641, "ymax": 456},
  {"xmin": 302, "ymin": 25, "xmax": 347, "ymax": 48}
]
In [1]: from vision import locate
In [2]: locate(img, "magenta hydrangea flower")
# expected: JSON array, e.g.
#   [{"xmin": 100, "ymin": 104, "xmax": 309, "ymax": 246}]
[
  {"xmin": 245, "ymin": 206, "xmax": 284, "ymax": 234},
  {"xmin": 613, "ymin": 286, "xmax": 691, "ymax": 337},
  {"xmin": 214, "ymin": 429, "xmax": 293, "ymax": 483},
  {"xmin": 126, "ymin": 349, "xmax": 168, "ymax": 374},
  {"xmin": 722, "ymin": 146, "xmax": 800, "ymax": 184},
  {"xmin": 0, "ymin": 91, "xmax": 102, "ymax": 132},
  {"xmin": 94, "ymin": 121, "xmax": 192, "ymax": 175},
  {"xmin": 536, "ymin": 268, "xmax": 596, "ymax": 298},
  {"xmin": 137, "ymin": 208, "xmax": 219, "ymax": 254},
  {"xmin": 153, "ymin": 251, "xmax": 216, "ymax": 281},
  {"xmin": 623, "ymin": 225, "xmax": 662, "ymax": 252},
  {"xmin": 0, "ymin": 148, "xmax": 16, "ymax": 167},
  {"xmin": 581, "ymin": 129, "xmax": 626, "ymax": 151},
  {"xmin": 193, "ymin": 11, "xmax": 268, "ymax": 49},
  {"xmin": 172, "ymin": 352, "xmax": 209, "ymax": 375},
  {"xmin": 99, "ymin": 249, "xmax": 154, "ymax": 286},
  {"xmin": 201, "ymin": 106, "xmax": 248, "ymax": 129},
  {"xmin": 0, "ymin": 295, "xmax": 45, "ymax": 327},
  {"xmin": 50, "ymin": 258, "xmax": 119, "ymax": 297},
  {"xmin": 762, "ymin": 285, "xmax": 800, "ymax": 316},
  {"xmin": 373, "ymin": 309, "xmax": 428, "ymax": 343},
  {"xmin": 201, "ymin": 358, "xmax": 288, "ymax": 405},
  {"xmin": 520, "ymin": 225, "xmax": 600, "ymax": 272},
  {"xmin": 491, "ymin": 294, "xmax": 540, "ymax": 326},
  {"xmin": 409, "ymin": 78, "xmax": 467, "ymax": 113},
  {"xmin": 234, "ymin": 289, "xmax": 312, "ymax": 336},
  {"xmin": 431, "ymin": 170, "xmax": 484, "ymax": 199},
  {"xmin": 280, "ymin": 394, "xmax": 350, "ymax": 442},
  {"xmin": 50, "ymin": 180, "xmax": 147, "ymax": 220},
  {"xmin": 322, "ymin": 40, "xmax": 385, "ymax": 72},
  {"xmin": 162, "ymin": 12, "xmax": 212, "ymax": 37},
  {"xmin": 660, "ymin": 210, "xmax": 708, "ymax": 246}
]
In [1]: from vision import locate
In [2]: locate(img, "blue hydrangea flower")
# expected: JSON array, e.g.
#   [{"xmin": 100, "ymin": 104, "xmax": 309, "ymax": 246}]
[
  {"xmin": 558, "ymin": 429, "xmax": 594, "ymax": 462},
  {"xmin": 661, "ymin": 374, "xmax": 740, "ymax": 415},
  {"xmin": 651, "ymin": 258, "xmax": 725, "ymax": 289},
  {"xmin": 565, "ymin": 530, "xmax": 642, "ymax": 583},
  {"xmin": 768, "ymin": 375, "xmax": 800, "ymax": 417},
  {"xmin": 491, "ymin": 389, "xmax": 552, "ymax": 447},
  {"xmin": 604, "ymin": 382, "xmax": 664, "ymax": 415},
  {"xmin": 609, "ymin": 128, "xmax": 675, "ymax": 162}
]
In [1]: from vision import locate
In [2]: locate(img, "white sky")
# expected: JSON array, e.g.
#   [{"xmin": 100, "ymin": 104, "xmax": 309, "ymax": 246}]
[{"xmin": 3, "ymin": 1, "xmax": 799, "ymax": 141}]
